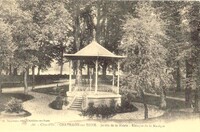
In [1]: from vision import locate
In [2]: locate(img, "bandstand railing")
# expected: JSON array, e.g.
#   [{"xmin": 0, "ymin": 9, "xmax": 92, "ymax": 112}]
[{"xmin": 69, "ymin": 77, "xmax": 119, "ymax": 94}]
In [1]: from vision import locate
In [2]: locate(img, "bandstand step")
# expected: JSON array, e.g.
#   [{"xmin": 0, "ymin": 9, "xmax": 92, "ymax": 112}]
[{"xmin": 69, "ymin": 97, "xmax": 83, "ymax": 111}]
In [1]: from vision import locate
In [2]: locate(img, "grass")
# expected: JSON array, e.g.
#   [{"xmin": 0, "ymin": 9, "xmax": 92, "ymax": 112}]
[
  {"xmin": 0, "ymin": 93, "xmax": 33, "ymax": 112},
  {"xmin": 32, "ymin": 85, "xmax": 69, "ymax": 96},
  {"xmin": 166, "ymin": 89, "xmax": 195, "ymax": 99},
  {"xmin": 122, "ymin": 91, "xmax": 187, "ymax": 110}
]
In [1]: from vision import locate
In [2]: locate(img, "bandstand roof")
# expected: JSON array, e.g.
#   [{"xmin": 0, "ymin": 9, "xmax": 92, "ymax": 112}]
[{"xmin": 64, "ymin": 41, "xmax": 126, "ymax": 60}]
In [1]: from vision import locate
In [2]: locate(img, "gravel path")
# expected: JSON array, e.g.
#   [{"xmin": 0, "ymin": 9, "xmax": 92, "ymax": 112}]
[
  {"xmin": 22, "ymin": 91, "xmax": 86, "ymax": 122},
  {"xmin": 21, "ymin": 91, "xmax": 164, "ymax": 121}
]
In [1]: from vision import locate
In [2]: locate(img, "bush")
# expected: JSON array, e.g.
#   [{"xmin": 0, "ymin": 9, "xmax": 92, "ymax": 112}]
[
  {"xmin": 97, "ymin": 104, "xmax": 115, "ymax": 119},
  {"xmin": 49, "ymin": 96, "xmax": 64, "ymax": 110},
  {"xmin": 5, "ymin": 97, "xmax": 24, "ymax": 113},
  {"xmin": 119, "ymin": 93, "xmax": 138, "ymax": 113},
  {"xmin": 81, "ymin": 100, "xmax": 117, "ymax": 119},
  {"xmin": 63, "ymin": 98, "xmax": 69, "ymax": 106},
  {"xmin": 81, "ymin": 98, "xmax": 138, "ymax": 119},
  {"xmin": 81, "ymin": 102, "xmax": 96, "ymax": 118}
]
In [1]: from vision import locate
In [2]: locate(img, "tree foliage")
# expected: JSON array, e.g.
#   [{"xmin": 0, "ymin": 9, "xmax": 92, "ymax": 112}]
[
  {"xmin": 0, "ymin": 20, "xmax": 15, "ymax": 72},
  {"xmin": 121, "ymin": 2, "xmax": 171, "ymax": 91},
  {"xmin": 121, "ymin": 2, "xmax": 173, "ymax": 119}
]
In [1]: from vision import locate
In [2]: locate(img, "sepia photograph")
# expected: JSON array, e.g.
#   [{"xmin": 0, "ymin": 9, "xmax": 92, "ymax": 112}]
[{"xmin": 0, "ymin": 0, "xmax": 200, "ymax": 131}]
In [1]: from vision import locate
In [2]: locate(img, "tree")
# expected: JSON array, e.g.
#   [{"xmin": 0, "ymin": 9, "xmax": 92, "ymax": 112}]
[
  {"xmin": 121, "ymin": 2, "xmax": 171, "ymax": 119},
  {"xmin": 0, "ymin": 0, "xmax": 21, "ymax": 76},
  {"xmin": 12, "ymin": 19, "xmax": 39, "ymax": 94},
  {"xmin": 91, "ymin": 1, "xmax": 137, "ymax": 77},
  {"xmin": 0, "ymin": 0, "xmax": 36, "ymax": 94},
  {"xmin": 18, "ymin": 0, "xmax": 73, "ymax": 75},
  {"xmin": 0, "ymin": 20, "xmax": 15, "ymax": 91},
  {"xmin": 179, "ymin": 1, "xmax": 200, "ymax": 111},
  {"xmin": 154, "ymin": 1, "xmax": 185, "ymax": 93},
  {"xmin": 65, "ymin": 0, "xmax": 95, "ymax": 85}
]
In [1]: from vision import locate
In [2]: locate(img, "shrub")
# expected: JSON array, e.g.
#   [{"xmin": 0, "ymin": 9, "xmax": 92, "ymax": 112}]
[
  {"xmin": 120, "ymin": 93, "xmax": 138, "ymax": 113},
  {"xmin": 49, "ymin": 96, "xmax": 64, "ymax": 110},
  {"xmin": 97, "ymin": 104, "xmax": 114, "ymax": 119},
  {"xmin": 81, "ymin": 102, "xmax": 96, "ymax": 118},
  {"xmin": 63, "ymin": 98, "xmax": 69, "ymax": 106},
  {"xmin": 81, "ymin": 98, "xmax": 138, "ymax": 119},
  {"xmin": 110, "ymin": 99, "xmax": 117, "ymax": 114},
  {"xmin": 81, "ymin": 101, "xmax": 117, "ymax": 119},
  {"xmin": 5, "ymin": 97, "xmax": 24, "ymax": 113}
]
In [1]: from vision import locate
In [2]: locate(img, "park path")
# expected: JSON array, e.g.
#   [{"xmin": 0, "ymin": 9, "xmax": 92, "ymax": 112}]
[
  {"xmin": 1, "ymin": 82, "xmax": 192, "ymax": 122},
  {"xmin": 2, "ymin": 81, "xmax": 67, "ymax": 93},
  {"xmin": 21, "ymin": 91, "xmax": 86, "ymax": 122},
  {"xmin": 2, "ymin": 81, "xmax": 87, "ymax": 122}
]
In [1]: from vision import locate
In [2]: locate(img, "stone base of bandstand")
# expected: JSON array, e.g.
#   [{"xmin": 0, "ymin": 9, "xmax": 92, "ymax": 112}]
[{"xmin": 66, "ymin": 91, "xmax": 121, "ymax": 109}]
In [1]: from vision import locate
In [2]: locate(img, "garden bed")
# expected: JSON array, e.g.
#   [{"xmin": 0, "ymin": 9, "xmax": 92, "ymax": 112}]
[
  {"xmin": 1, "ymin": 110, "xmax": 31, "ymax": 117},
  {"xmin": 0, "ymin": 93, "xmax": 33, "ymax": 113}
]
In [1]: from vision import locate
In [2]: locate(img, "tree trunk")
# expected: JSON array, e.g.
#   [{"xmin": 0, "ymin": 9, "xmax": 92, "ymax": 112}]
[
  {"xmin": 102, "ymin": 62, "xmax": 108, "ymax": 78},
  {"xmin": 27, "ymin": 67, "xmax": 29, "ymax": 76},
  {"xmin": 194, "ymin": 38, "xmax": 200, "ymax": 112},
  {"xmin": 140, "ymin": 89, "xmax": 148, "ymax": 119},
  {"xmin": 0, "ymin": 82, "xmax": 2, "ymax": 94},
  {"xmin": 13, "ymin": 68, "xmax": 18, "ymax": 76},
  {"xmin": 74, "ymin": 7, "xmax": 82, "ymax": 87},
  {"xmin": 32, "ymin": 66, "xmax": 35, "ymax": 90},
  {"xmin": 160, "ymin": 86, "xmax": 167, "ymax": 110},
  {"xmin": 185, "ymin": 60, "xmax": 193, "ymax": 107},
  {"xmin": 194, "ymin": 85, "xmax": 200, "ymax": 112},
  {"xmin": 0, "ymin": 68, "xmax": 2, "ymax": 94},
  {"xmin": 193, "ymin": 49, "xmax": 200, "ymax": 113},
  {"xmin": 37, "ymin": 66, "xmax": 41, "ymax": 75},
  {"xmin": 193, "ymin": 19, "xmax": 200, "ymax": 112},
  {"xmin": 188, "ymin": 4, "xmax": 199, "ymax": 110},
  {"xmin": 9, "ymin": 64, "xmax": 12, "ymax": 76},
  {"xmin": 24, "ymin": 69, "xmax": 28, "ymax": 94},
  {"xmin": 60, "ymin": 42, "xmax": 64, "ymax": 75},
  {"xmin": 96, "ymin": 2, "xmax": 101, "ymax": 42},
  {"xmin": 60, "ymin": 62, "xmax": 64, "ymax": 75},
  {"xmin": 76, "ymin": 60, "xmax": 82, "ymax": 86},
  {"xmin": 87, "ymin": 65, "xmax": 90, "ymax": 83},
  {"xmin": 194, "ymin": 70, "xmax": 200, "ymax": 112},
  {"xmin": 73, "ymin": 68, "xmax": 77, "ymax": 76},
  {"xmin": 176, "ymin": 60, "xmax": 181, "ymax": 92}
]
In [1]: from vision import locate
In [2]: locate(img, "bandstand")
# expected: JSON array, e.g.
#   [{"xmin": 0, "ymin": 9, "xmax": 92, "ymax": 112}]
[{"xmin": 64, "ymin": 40, "xmax": 126, "ymax": 110}]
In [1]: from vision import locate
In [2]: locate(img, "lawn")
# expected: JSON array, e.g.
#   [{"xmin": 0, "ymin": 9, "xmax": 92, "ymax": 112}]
[
  {"xmin": 32, "ymin": 85, "xmax": 69, "ymax": 96},
  {"xmin": 122, "ymin": 90, "xmax": 187, "ymax": 110},
  {"xmin": 166, "ymin": 89, "xmax": 195, "ymax": 99}
]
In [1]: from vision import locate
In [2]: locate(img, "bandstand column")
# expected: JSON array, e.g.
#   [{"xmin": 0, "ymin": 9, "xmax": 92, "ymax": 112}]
[
  {"xmin": 69, "ymin": 60, "xmax": 72, "ymax": 92},
  {"xmin": 117, "ymin": 60, "xmax": 120, "ymax": 94},
  {"xmin": 95, "ymin": 59, "xmax": 98, "ymax": 94},
  {"xmin": 112, "ymin": 64, "xmax": 115, "ymax": 86}
]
